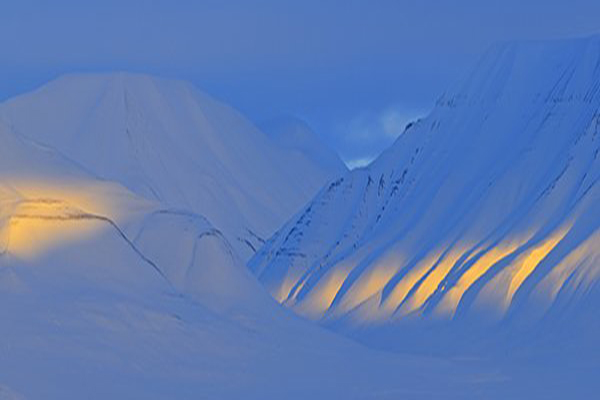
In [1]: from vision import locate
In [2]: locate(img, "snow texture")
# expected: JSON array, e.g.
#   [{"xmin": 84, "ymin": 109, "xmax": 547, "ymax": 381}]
[
  {"xmin": 250, "ymin": 35, "xmax": 600, "ymax": 396},
  {"xmin": 0, "ymin": 73, "xmax": 334, "ymax": 261},
  {"xmin": 0, "ymin": 86, "xmax": 491, "ymax": 398}
]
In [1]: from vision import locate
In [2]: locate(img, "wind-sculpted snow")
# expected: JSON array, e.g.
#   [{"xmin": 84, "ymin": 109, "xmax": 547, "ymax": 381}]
[
  {"xmin": 0, "ymin": 116, "xmax": 498, "ymax": 398},
  {"xmin": 250, "ymin": 36, "xmax": 600, "ymax": 356},
  {"xmin": 0, "ymin": 73, "xmax": 334, "ymax": 261},
  {"xmin": 3, "ymin": 36, "xmax": 600, "ymax": 398}
]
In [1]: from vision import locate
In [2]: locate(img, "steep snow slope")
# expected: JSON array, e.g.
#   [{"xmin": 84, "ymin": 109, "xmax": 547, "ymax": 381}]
[
  {"xmin": 0, "ymin": 73, "xmax": 332, "ymax": 261},
  {"xmin": 250, "ymin": 35, "xmax": 600, "ymax": 359},
  {"xmin": 260, "ymin": 116, "xmax": 348, "ymax": 177},
  {"xmin": 0, "ymin": 121, "xmax": 494, "ymax": 398}
]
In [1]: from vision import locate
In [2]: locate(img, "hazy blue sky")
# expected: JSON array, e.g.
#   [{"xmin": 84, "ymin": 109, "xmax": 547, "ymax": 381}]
[{"xmin": 1, "ymin": 0, "xmax": 599, "ymax": 166}]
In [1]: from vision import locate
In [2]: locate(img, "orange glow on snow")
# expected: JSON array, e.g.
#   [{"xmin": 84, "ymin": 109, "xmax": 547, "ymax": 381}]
[
  {"xmin": 336, "ymin": 265, "xmax": 400, "ymax": 315},
  {"xmin": 476, "ymin": 225, "xmax": 571, "ymax": 316},
  {"xmin": 295, "ymin": 268, "xmax": 351, "ymax": 319},
  {"xmin": 5, "ymin": 199, "xmax": 104, "ymax": 258},
  {"xmin": 381, "ymin": 250, "xmax": 444, "ymax": 315},
  {"xmin": 534, "ymin": 229, "xmax": 600, "ymax": 311},
  {"xmin": 435, "ymin": 238, "xmax": 529, "ymax": 318},
  {"xmin": 506, "ymin": 228, "xmax": 570, "ymax": 305},
  {"xmin": 0, "ymin": 180, "xmax": 138, "ymax": 259},
  {"xmin": 399, "ymin": 247, "xmax": 466, "ymax": 315}
]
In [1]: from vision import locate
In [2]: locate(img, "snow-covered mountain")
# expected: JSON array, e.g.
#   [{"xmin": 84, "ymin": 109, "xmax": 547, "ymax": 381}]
[
  {"xmin": 260, "ymin": 116, "xmax": 348, "ymax": 177},
  {"xmin": 250, "ymin": 36, "xmax": 600, "ymax": 361},
  {"xmin": 1, "ymin": 73, "xmax": 489, "ymax": 400},
  {"xmin": 0, "ymin": 73, "xmax": 333, "ymax": 261},
  {"xmin": 0, "ymin": 117, "xmax": 491, "ymax": 399},
  {"xmin": 0, "ymin": 116, "xmax": 258, "ymax": 310},
  {"xmin": 3, "ymin": 35, "xmax": 599, "ymax": 398}
]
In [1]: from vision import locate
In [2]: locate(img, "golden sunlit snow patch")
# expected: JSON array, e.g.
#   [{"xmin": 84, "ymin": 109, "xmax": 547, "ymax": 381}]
[
  {"xmin": 0, "ymin": 179, "xmax": 149, "ymax": 260},
  {"xmin": 533, "ymin": 228, "xmax": 600, "ymax": 312},
  {"xmin": 475, "ymin": 225, "xmax": 571, "ymax": 318},
  {"xmin": 335, "ymin": 263, "xmax": 402, "ymax": 316},
  {"xmin": 294, "ymin": 268, "xmax": 351, "ymax": 319},
  {"xmin": 267, "ymin": 223, "xmax": 584, "ymax": 323},
  {"xmin": 435, "ymin": 233, "xmax": 534, "ymax": 318},
  {"xmin": 399, "ymin": 247, "xmax": 466, "ymax": 316},
  {"xmin": 381, "ymin": 250, "xmax": 444, "ymax": 317},
  {"xmin": 5, "ymin": 199, "xmax": 106, "ymax": 259}
]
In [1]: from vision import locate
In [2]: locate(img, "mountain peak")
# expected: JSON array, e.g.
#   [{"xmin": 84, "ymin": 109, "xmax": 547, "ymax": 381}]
[
  {"xmin": 260, "ymin": 116, "xmax": 348, "ymax": 177},
  {"xmin": 0, "ymin": 73, "xmax": 335, "ymax": 261}
]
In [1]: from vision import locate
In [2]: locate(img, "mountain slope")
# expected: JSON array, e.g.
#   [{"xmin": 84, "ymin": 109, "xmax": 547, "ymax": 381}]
[
  {"xmin": 0, "ymin": 118, "xmax": 259, "ymax": 308},
  {"xmin": 250, "ymin": 35, "xmax": 600, "ymax": 356},
  {"xmin": 0, "ymin": 120, "xmax": 493, "ymax": 399},
  {"xmin": 260, "ymin": 116, "xmax": 348, "ymax": 177},
  {"xmin": 0, "ymin": 73, "xmax": 333, "ymax": 261}
]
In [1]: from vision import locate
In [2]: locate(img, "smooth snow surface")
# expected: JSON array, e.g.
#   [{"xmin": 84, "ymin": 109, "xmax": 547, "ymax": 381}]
[
  {"xmin": 260, "ymin": 116, "xmax": 348, "ymax": 178},
  {"xmin": 0, "ymin": 73, "xmax": 333, "ymax": 261},
  {"xmin": 0, "ymin": 121, "xmax": 498, "ymax": 399},
  {"xmin": 0, "ymin": 89, "xmax": 497, "ymax": 398},
  {"xmin": 250, "ymin": 36, "xmax": 600, "ymax": 395},
  {"xmin": 2, "ymin": 36, "xmax": 599, "ymax": 399}
]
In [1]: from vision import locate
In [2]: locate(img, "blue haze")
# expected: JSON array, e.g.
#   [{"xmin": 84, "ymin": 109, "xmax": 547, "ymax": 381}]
[{"xmin": 1, "ymin": 0, "xmax": 599, "ymax": 165}]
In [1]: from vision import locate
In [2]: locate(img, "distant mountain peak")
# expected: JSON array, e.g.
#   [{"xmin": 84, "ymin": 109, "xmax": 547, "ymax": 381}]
[{"xmin": 260, "ymin": 116, "xmax": 348, "ymax": 177}]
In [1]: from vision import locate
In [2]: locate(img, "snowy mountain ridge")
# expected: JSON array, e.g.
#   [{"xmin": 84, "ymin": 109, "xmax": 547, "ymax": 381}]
[
  {"xmin": 0, "ymin": 115, "xmax": 484, "ymax": 399},
  {"xmin": 2, "ymin": 35, "xmax": 600, "ymax": 398},
  {"xmin": 250, "ymin": 35, "xmax": 600, "ymax": 351},
  {"xmin": 260, "ymin": 116, "xmax": 348, "ymax": 176},
  {"xmin": 0, "ymin": 73, "xmax": 337, "ymax": 261}
]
